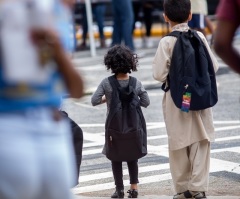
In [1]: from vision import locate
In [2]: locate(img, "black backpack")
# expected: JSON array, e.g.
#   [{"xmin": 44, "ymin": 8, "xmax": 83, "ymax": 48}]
[
  {"xmin": 162, "ymin": 30, "xmax": 218, "ymax": 111},
  {"xmin": 60, "ymin": 111, "xmax": 83, "ymax": 187},
  {"xmin": 105, "ymin": 75, "xmax": 147, "ymax": 162}
]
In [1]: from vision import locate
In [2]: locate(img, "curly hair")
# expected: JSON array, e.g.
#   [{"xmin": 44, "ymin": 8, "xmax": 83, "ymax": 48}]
[{"xmin": 104, "ymin": 45, "xmax": 138, "ymax": 74}]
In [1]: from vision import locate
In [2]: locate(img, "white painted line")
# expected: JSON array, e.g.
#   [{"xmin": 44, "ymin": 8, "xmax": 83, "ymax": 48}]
[
  {"xmin": 80, "ymin": 121, "xmax": 240, "ymax": 155},
  {"xmin": 78, "ymin": 121, "xmax": 240, "ymax": 128},
  {"xmin": 83, "ymin": 132, "xmax": 105, "ymax": 142},
  {"xmin": 73, "ymin": 158, "xmax": 240, "ymax": 194},
  {"xmin": 214, "ymin": 121, "xmax": 240, "ymax": 124},
  {"xmin": 78, "ymin": 163, "xmax": 169, "ymax": 183},
  {"xmin": 211, "ymin": 146, "xmax": 240, "ymax": 154},
  {"xmin": 72, "ymin": 173, "xmax": 172, "ymax": 194},
  {"xmin": 82, "ymin": 148, "xmax": 102, "ymax": 155},
  {"xmin": 148, "ymin": 92, "xmax": 164, "ymax": 97},
  {"xmin": 82, "ymin": 133, "xmax": 240, "ymax": 155},
  {"xmin": 215, "ymin": 125, "xmax": 240, "ymax": 132},
  {"xmin": 215, "ymin": 135, "xmax": 240, "ymax": 142},
  {"xmin": 74, "ymin": 102, "xmax": 101, "ymax": 109},
  {"xmin": 148, "ymin": 135, "xmax": 168, "ymax": 140},
  {"xmin": 79, "ymin": 123, "xmax": 105, "ymax": 127},
  {"xmin": 77, "ymin": 157, "xmax": 240, "ymax": 185},
  {"xmin": 210, "ymin": 158, "xmax": 240, "ymax": 174},
  {"xmin": 72, "ymin": 158, "xmax": 240, "ymax": 194}
]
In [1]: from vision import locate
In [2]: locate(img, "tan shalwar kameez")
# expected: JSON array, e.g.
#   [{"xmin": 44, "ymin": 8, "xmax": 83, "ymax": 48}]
[{"xmin": 152, "ymin": 23, "xmax": 219, "ymax": 193}]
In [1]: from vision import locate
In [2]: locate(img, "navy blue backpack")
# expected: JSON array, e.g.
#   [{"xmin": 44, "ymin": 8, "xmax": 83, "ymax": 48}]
[{"xmin": 162, "ymin": 30, "xmax": 218, "ymax": 111}]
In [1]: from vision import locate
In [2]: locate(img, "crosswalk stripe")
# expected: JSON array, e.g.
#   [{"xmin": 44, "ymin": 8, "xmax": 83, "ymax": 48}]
[
  {"xmin": 73, "ymin": 157, "xmax": 240, "ymax": 194},
  {"xmin": 78, "ymin": 163, "xmax": 169, "ymax": 183},
  {"xmin": 82, "ymin": 133, "xmax": 240, "ymax": 156},
  {"xmin": 78, "ymin": 121, "xmax": 240, "ymax": 128},
  {"xmin": 72, "ymin": 173, "xmax": 172, "ymax": 194}
]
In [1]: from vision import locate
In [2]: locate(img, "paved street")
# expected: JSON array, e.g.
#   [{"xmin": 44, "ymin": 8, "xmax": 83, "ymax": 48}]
[{"xmin": 61, "ymin": 37, "xmax": 240, "ymax": 198}]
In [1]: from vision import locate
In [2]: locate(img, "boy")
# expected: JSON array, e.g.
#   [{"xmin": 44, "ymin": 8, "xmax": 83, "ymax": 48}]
[{"xmin": 152, "ymin": 0, "xmax": 219, "ymax": 198}]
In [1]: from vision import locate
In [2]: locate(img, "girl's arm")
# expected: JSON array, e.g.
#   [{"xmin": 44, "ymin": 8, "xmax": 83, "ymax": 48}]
[
  {"xmin": 137, "ymin": 81, "xmax": 150, "ymax": 108},
  {"xmin": 91, "ymin": 79, "xmax": 106, "ymax": 106}
]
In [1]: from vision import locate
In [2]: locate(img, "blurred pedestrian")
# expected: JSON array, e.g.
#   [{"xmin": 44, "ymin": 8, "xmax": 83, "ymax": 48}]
[
  {"xmin": 91, "ymin": 45, "xmax": 150, "ymax": 198},
  {"xmin": 0, "ymin": 0, "xmax": 84, "ymax": 199},
  {"xmin": 132, "ymin": 0, "xmax": 154, "ymax": 48},
  {"xmin": 77, "ymin": 0, "xmax": 106, "ymax": 50},
  {"xmin": 152, "ymin": 0, "xmax": 219, "ymax": 198},
  {"xmin": 214, "ymin": 0, "xmax": 240, "ymax": 74},
  {"xmin": 111, "ymin": 0, "xmax": 135, "ymax": 51},
  {"xmin": 188, "ymin": 0, "xmax": 208, "ymax": 35},
  {"xmin": 189, "ymin": 0, "xmax": 214, "ymax": 45}
]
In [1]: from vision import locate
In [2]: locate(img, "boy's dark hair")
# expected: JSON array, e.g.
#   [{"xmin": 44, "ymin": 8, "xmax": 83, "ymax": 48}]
[
  {"xmin": 104, "ymin": 45, "xmax": 138, "ymax": 74},
  {"xmin": 163, "ymin": 0, "xmax": 191, "ymax": 23}
]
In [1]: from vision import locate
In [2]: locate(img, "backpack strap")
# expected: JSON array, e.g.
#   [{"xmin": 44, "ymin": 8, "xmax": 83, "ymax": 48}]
[
  {"xmin": 161, "ymin": 30, "xmax": 196, "ymax": 92},
  {"xmin": 108, "ymin": 75, "xmax": 137, "ymax": 89},
  {"xmin": 166, "ymin": 29, "xmax": 196, "ymax": 38},
  {"xmin": 108, "ymin": 75, "xmax": 120, "ymax": 89},
  {"xmin": 161, "ymin": 31, "xmax": 181, "ymax": 92},
  {"xmin": 166, "ymin": 31, "xmax": 181, "ymax": 38},
  {"xmin": 129, "ymin": 76, "xmax": 137, "ymax": 89},
  {"xmin": 161, "ymin": 76, "xmax": 170, "ymax": 92}
]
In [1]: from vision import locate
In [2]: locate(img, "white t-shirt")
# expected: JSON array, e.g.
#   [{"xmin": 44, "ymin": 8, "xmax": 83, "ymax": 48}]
[{"xmin": 190, "ymin": 0, "xmax": 208, "ymax": 15}]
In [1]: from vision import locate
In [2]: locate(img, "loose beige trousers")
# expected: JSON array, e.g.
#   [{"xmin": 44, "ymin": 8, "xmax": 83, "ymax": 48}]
[{"xmin": 169, "ymin": 140, "xmax": 210, "ymax": 193}]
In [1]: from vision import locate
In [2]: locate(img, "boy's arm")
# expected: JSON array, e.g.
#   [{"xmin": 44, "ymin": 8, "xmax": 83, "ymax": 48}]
[{"xmin": 152, "ymin": 37, "xmax": 175, "ymax": 83}]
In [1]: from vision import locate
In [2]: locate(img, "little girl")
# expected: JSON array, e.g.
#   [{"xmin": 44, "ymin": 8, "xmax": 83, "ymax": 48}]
[{"xmin": 91, "ymin": 45, "xmax": 150, "ymax": 198}]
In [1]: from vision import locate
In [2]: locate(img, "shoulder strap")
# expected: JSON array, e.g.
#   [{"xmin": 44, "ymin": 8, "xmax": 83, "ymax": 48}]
[
  {"xmin": 108, "ymin": 75, "xmax": 120, "ymax": 89},
  {"xmin": 166, "ymin": 31, "xmax": 181, "ymax": 38},
  {"xmin": 161, "ymin": 31, "xmax": 181, "ymax": 93},
  {"xmin": 161, "ymin": 30, "xmax": 198, "ymax": 93},
  {"xmin": 167, "ymin": 29, "xmax": 198, "ymax": 39},
  {"xmin": 108, "ymin": 75, "xmax": 137, "ymax": 89},
  {"xmin": 129, "ymin": 76, "xmax": 137, "ymax": 89}
]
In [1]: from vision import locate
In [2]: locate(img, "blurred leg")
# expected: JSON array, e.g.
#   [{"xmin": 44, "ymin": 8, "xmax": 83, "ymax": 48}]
[
  {"xmin": 143, "ymin": 4, "xmax": 153, "ymax": 37},
  {"xmin": 93, "ymin": 3, "xmax": 106, "ymax": 40},
  {"xmin": 0, "ymin": 113, "xmax": 40, "ymax": 199},
  {"xmin": 111, "ymin": 0, "xmax": 122, "ymax": 46},
  {"xmin": 120, "ymin": 0, "xmax": 135, "ymax": 51},
  {"xmin": 35, "ymin": 109, "xmax": 75, "ymax": 199}
]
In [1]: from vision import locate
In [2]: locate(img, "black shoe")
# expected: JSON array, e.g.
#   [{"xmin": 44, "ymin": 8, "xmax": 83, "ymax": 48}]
[
  {"xmin": 173, "ymin": 190, "xmax": 192, "ymax": 199},
  {"xmin": 190, "ymin": 191, "xmax": 207, "ymax": 199},
  {"xmin": 111, "ymin": 189, "xmax": 124, "ymax": 198},
  {"xmin": 127, "ymin": 189, "xmax": 138, "ymax": 198}
]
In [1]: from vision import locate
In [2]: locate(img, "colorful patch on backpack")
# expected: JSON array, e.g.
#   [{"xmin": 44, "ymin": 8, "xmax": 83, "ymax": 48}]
[{"xmin": 181, "ymin": 92, "xmax": 191, "ymax": 112}]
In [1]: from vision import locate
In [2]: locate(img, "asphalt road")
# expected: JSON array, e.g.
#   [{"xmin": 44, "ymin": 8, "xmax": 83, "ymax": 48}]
[{"xmin": 62, "ymin": 37, "xmax": 240, "ymax": 198}]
